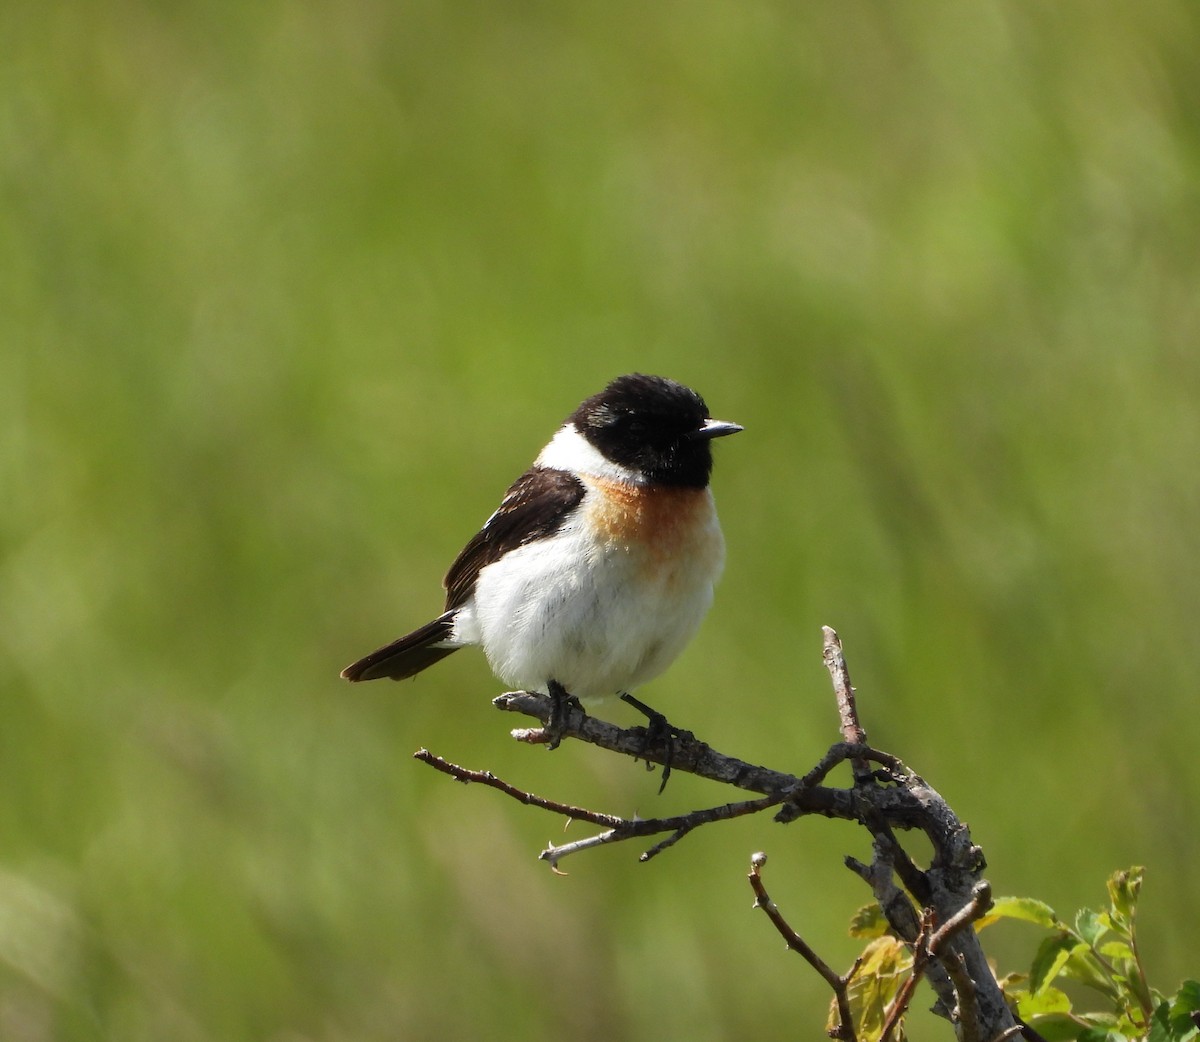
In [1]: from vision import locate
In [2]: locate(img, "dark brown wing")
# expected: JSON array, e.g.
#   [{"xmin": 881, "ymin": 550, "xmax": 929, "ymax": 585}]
[
  {"xmin": 443, "ymin": 467, "xmax": 585, "ymax": 611},
  {"xmin": 340, "ymin": 612, "xmax": 459, "ymax": 682}
]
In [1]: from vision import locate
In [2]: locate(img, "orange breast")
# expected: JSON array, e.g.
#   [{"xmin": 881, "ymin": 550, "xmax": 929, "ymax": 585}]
[{"xmin": 583, "ymin": 477, "xmax": 721, "ymax": 569}]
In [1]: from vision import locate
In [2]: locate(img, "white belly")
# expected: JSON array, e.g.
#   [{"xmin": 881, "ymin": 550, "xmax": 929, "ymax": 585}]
[{"xmin": 452, "ymin": 485, "xmax": 725, "ymax": 701}]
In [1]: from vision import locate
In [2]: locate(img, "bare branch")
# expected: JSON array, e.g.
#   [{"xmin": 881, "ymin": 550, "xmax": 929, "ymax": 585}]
[
  {"xmin": 879, "ymin": 883, "xmax": 994, "ymax": 1042},
  {"xmin": 879, "ymin": 909, "xmax": 935, "ymax": 1042},
  {"xmin": 822, "ymin": 626, "xmax": 866, "ymax": 745},
  {"xmin": 415, "ymin": 747, "xmax": 792, "ymax": 868},
  {"xmin": 749, "ymin": 853, "xmax": 861, "ymax": 1042},
  {"xmin": 930, "ymin": 882, "xmax": 993, "ymax": 951},
  {"xmin": 413, "ymin": 749, "xmax": 623, "ymax": 827},
  {"xmin": 539, "ymin": 790, "xmax": 790, "ymax": 869},
  {"xmin": 494, "ymin": 690, "xmax": 804, "ymax": 797},
  {"xmin": 822, "ymin": 626, "xmax": 874, "ymax": 790},
  {"xmin": 414, "ymin": 631, "xmax": 1022, "ymax": 1042},
  {"xmin": 496, "ymin": 690, "xmax": 915, "ymax": 832}
]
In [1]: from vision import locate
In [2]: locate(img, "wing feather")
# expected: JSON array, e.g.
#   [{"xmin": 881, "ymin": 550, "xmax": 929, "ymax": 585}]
[{"xmin": 443, "ymin": 467, "xmax": 585, "ymax": 610}]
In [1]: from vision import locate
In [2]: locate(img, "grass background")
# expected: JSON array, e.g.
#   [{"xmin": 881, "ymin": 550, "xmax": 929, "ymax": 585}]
[{"xmin": 3, "ymin": 2, "xmax": 1199, "ymax": 1038}]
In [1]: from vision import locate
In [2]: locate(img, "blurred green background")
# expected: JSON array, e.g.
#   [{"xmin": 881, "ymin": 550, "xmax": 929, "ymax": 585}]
[{"xmin": 3, "ymin": 1, "xmax": 1198, "ymax": 1038}]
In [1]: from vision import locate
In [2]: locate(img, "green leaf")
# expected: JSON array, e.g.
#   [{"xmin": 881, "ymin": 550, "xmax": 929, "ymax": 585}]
[
  {"xmin": 836, "ymin": 936, "xmax": 911, "ymax": 1042},
  {"xmin": 1025, "ymin": 1012, "xmax": 1092, "ymax": 1042},
  {"xmin": 1168, "ymin": 980, "xmax": 1200, "ymax": 1039},
  {"xmin": 1003, "ymin": 969, "xmax": 1032, "ymax": 1003},
  {"xmin": 1018, "ymin": 985, "xmax": 1073, "ymax": 1018},
  {"xmin": 1075, "ymin": 1030, "xmax": 1128, "ymax": 1042},
  {"xmin": 1098, "ymin": 939, "xmax": 1143, "ymax": 1005},
  {"xmin": 1147, "ymin": 998, "xmax": 1199, "ymax": 1042},
  {"xmin": 1147, "ymin": 1000, "xmax": 1173, "ymax": 1042},
  {"xmin": 981, "ymin": 895, "xmax": 1061, "ymax": 930},
  {"xmin": 1076, "ymin": 908, "xmax": 1109, "ymax": 948},
  {"xmin": 1107, "ymin": 867, "xmax": 1144, "ymax": 925},
  {"xmin": 1170, "ymin": 980, "xmax": 1200, "ymax": 1016},
  {"xmin": 1098, "ymin": 940, "xmax": 1136, "ymax": 965},
  {"xmin": 1061, "ymin": 943, "xmax": 1120, "ymax": 998},
  {"xmin": 1147, "ymin": 1003, "xmax": 1195, "ymax": 1042},
  {"xmin": 1032, "ymin": 933, "xmax": 1076, "ymax": 993},
  {"xmin": 848, "ymin": 902, "xmax": 890, "ymax": 939}
]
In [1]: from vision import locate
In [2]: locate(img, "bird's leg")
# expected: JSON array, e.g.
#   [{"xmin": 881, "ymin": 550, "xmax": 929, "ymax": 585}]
[
  {"xmin": 620, "ymin": 692, "xmax": 692, "ymax": 794},
  {"xmin": 545, "ymin": 679, "xmax": 581, "ymax": 750}
]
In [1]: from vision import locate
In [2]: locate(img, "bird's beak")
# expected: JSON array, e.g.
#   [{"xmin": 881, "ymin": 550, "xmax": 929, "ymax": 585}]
[{"xmin": 689, "ymin": 418, "xmax": 744, "ymax": 440}]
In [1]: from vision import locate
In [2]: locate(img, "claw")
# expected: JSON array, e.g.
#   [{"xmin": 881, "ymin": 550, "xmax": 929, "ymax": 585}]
[
  {"xmin": 620, "ymin": 692, "xmax": 691, "ymax": 793},
  {"xmin": 545, "ymin": 680, "xmax": 581, "ymax": 750}
]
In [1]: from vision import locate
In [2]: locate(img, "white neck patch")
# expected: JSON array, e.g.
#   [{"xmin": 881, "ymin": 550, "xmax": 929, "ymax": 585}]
[{"xmin": 535, "ymin": 424, "xmax": 643, "ymax": 483}]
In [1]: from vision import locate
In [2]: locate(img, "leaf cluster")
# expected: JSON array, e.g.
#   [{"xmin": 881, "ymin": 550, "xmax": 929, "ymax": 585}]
[
  {"xmin": 838, "ymin": 868, "xmax": 1198, "ymax": 1042},
  {"xmin": 828, "ymin": 903, "xmax": 914, "ymax": 1041},
  {"xmin": 985, "ymin": 868, "xmax": 1198, "ymax": 1042}
]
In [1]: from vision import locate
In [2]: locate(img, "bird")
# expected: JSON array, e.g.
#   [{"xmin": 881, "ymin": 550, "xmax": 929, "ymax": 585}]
[{"xmin": 341, "ymin": 373, "xmax": 741, "ymax": 754}]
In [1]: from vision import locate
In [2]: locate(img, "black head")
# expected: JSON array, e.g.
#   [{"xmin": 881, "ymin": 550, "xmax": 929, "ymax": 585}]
[{"xmin": 569, "ymin": 374, "xmax": 742, "ymax": 487}]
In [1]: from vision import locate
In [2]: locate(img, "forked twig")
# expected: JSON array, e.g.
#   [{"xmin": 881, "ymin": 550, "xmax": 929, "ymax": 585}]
[
  {"xmin": 878, "ymin": 883, "xmax": 994, "ymax": 1042},
  {"xmin": 414, "ymin": 748, "xmax": 791, "ymax": 868},
  {"xmin": 748, "ymin": 852, "xmax": 862, "ymax": 1042},
  {"xmin": 414, "ymin": 629, "xmax": 1020, "ymax": 1042}
]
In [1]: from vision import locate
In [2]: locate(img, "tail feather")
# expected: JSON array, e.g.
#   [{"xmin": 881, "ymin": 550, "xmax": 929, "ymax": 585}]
[{"xmin": 341, "ymin": 612, "xmax": 461, "ymax": 682}]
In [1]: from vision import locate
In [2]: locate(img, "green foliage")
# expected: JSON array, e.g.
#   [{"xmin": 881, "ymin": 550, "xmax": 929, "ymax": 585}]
[
  {"xmin": 985, "ymin": 868, "xmax": 1199, "ymax": 1042},
  {"xmin": 830, "ymin": 935, "xmax": 912, "ymax": 1042},
  {"xmin": 840, "ymin": 870, "xmax": 1197, "ymax": 1042},
  {"xmin": 849, "ymin": 901, "xmax": 894, "ymax": 941}
]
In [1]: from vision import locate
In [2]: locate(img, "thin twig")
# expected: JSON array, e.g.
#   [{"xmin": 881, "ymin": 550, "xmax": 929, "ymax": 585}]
[
  {"xmin": 638, "ymin": 823, "xmax": 698, "ymax": 862},
  {"xmin": 749, "ymin": 853, "xmax": 861, "ymax": 1042},
  {"xmin": 878, "ymin": 883, "xmax": 993, "ymax": 1042},
  {"xmin": 822, "ymin": 626, "xmax": 866, "ymax": 746},
  {"xmin": 946, "ymin": 951, "xmax": 981, "ymax": 1042},
  {"xmin": 879, "ymin": 909, "xmax": 935, "ymax": 1042},
  {"xmin": 541, "ymin": 790, "xmax": 791, "ymax": 869},
  {"xmin": 413, "ymin": 749, "xmax": 623, "ymax": 827},
  {"xmin": 822, "ymin": 626, "xmax": 872, "ymax": 786},
  {"xmin": 1009, "ymin": 1016, "xmax": 1052, "ymax": 1042},
  {"xmin": 930, "ymin": 883, "xmax": 993, "ymax": 951},
  {"xmin": 414, "ymin": 748, "xmax": 791, "ymax": 868}
]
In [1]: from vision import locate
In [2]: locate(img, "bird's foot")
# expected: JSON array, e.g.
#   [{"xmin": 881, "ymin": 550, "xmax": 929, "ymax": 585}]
[
  {"xmin": 620, "ymin": 693, "xmax": 692, "ymax": 794},
  {"xmin": 545, "ymin": 680, "xmax": 582, "ymax": 750}
]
